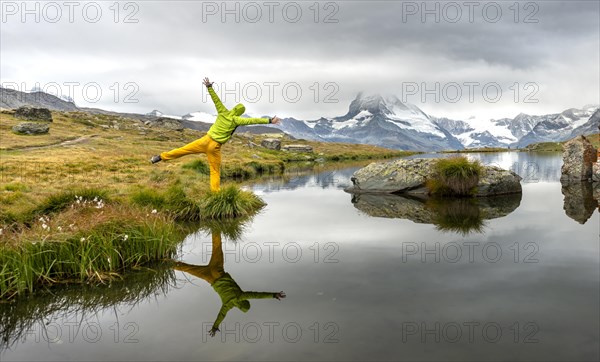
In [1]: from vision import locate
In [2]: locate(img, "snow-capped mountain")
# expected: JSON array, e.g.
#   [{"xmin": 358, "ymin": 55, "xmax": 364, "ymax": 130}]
[
  {"xmin": 516, "ymin": 106, "xmax": 598, "ymax": 147},
  {"xmin": 433, "ymin": 113, "xmax": 543, "ymax": 148},
  {"xmin": 159, "ymin": 91, "xmax": 597, "ymax": 150},
  {"xmin": 271, "ymin": 94, "xmax": 598, "ymax": 150},
  {"xmin": 278, "ymin": 93, "xmax": 464, "ymax": 151},
  {"xmin": 146, "ymin": 109, "xmax": 184, "ymax": 120},
  {"xmin": 570, "ymin": 108, "xmax": 600, "ymax": 138},
  {"xmin": 432, "ymin": 106, "xmax": 597, "ymax": 149}
]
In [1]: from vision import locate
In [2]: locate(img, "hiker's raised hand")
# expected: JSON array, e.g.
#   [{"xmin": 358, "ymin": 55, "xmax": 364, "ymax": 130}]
[
  {"xmin": 274, "ymin": 291, "xmax": 286, "ymax": 300},
  {"xmin": 271, "ymin": 116, "xmax": 281, "ymax": 125},
  {"xmin": 209, "ymin": 327, "xmax": 219, "ymax": 337},
  {"xmin": 203, "ymin": 77, "xmax": 214, "ymax": 88}
]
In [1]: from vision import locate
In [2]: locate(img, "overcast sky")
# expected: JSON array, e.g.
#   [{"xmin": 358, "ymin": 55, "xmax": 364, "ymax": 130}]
[{"xmin": 1, "ymin": 0, "xmax": 598, "ymax": 120}]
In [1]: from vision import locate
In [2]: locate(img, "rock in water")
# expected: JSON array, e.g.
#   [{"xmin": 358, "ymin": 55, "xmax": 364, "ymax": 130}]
[
  {"xmin": 346, "ymin": 158, "xmax": 522, "ymax": 196},
  {"xmin": 14, "ymin": 106, "xmax": 53, "ymax": 122},
  {"xmin": 12, "ymin": 122, "xmax": 50, "ymax": 135},
  {"xmin": 349, "ymin": 158, "xmax": 437, "ymax": 193},
  {"xmin": 261, "ymin": 138, "xmax": 281, "ymax": 150},
  {"xmin": 475, "ymin": 165, "xmax": 523, "ymax": 196},
  {"xmin": 560, "ymin": 135, "xmax": 597, "ymax": 182}
]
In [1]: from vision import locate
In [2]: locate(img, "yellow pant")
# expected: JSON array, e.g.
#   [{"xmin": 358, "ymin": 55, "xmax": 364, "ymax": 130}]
[
  {"xmin": 160, "ymin": 135, "xmax": 222, "ymax": 191},
  {"xmin": 173, "ymin": 231, "xmax": 224, "ymax": 285}
]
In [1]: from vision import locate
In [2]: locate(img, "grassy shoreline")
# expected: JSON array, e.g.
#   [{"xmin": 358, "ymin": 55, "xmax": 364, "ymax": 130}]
[{"xmin": 0, "ymin": 110, "xmax": 413, "ymax": 298}]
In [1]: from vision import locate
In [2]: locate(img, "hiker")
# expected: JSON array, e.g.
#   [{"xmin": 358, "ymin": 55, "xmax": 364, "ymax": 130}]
[
  {"xmin": 173, "ymin": 228, "xmax": 286, "ymax": 337},
  {"xmin": 151, "ymin": 77, "xmax": 281, "ymax": 191}
]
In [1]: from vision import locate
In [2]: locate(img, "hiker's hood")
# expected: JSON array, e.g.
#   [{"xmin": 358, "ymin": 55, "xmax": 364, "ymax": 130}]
[
  {"xmin": 230, "ymin": 103, "xmax": 245, "ymax": 116},
  {"xmin": 236, "ymin": 300, "xmax": 250, "ymax": 312}
]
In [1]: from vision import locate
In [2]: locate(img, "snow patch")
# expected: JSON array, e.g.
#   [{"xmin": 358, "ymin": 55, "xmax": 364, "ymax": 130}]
[{"xmin": 183, "ymin": 112, "xmax": 216, "ymax": 123}]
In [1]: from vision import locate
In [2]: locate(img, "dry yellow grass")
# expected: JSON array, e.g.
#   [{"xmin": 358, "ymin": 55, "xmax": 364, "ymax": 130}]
[{"xmin": 0, "ymin": 109, "xmax": 408, "ymax": 224}]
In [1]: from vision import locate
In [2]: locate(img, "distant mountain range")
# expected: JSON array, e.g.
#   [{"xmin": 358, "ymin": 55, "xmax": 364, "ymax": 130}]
[
  {"xmin": 1, "ymin": 87, "xmax": 597, "ymax": 151},
  {"xmin": 272, "ymin": 93, "xmax": 598, "ymax": 150}
]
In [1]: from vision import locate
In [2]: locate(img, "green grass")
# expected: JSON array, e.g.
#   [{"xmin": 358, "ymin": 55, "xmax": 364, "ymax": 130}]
[
  {"xmin": 182, "ymin": 159, "xmax": 210, "ymax": 174},
  {"xmin": 0, "ymin": 188, "xmax": 110, "ymax": 226},
  {"xmin": 0, "ymin": 214, "xmax": 183, "ymax": 300},
  {"xmin": 4, "ymin": 183, "xmax": 29, "ymax": 192},
  {"xmin": 130, "ymin": 183, "xmax": 202, "ymax": 221},
  {"xmin": 200, "ymin": 185, "xmax": 266, "ymax": 219},
  {"xmin": 521, "ymin": 142, "xmax": 563, "ymax": 152},
  {"xmin": 427, "ymin": 156, "xmax": 483, "ymax": 197},
  {"xmin": 441, "ymin": 147, "xmax": 514, "ymax": 153},
  {"xmin": 28, "ymin": 188, "xmax": 109, "ymax": 220},
  {"xmin": 522, "ymin": 133, "xmax": 599, "ymax": 152}
]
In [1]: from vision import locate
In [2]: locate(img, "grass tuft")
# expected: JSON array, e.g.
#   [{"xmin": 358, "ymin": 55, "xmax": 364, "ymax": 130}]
[
  {"xmin": 200, "ymin": 186, "xmax": 265, "ymax": 219},
  {"xmin": 426, "ymin": 156, "xmax": 482, "ymax": 197},
  {"xmin": 182, "ymin": 159, "xmax": 210, "ymax": 175},
  {"xmin": 130, "ymin": 183, "xmax": 201, "ymax": 221}
]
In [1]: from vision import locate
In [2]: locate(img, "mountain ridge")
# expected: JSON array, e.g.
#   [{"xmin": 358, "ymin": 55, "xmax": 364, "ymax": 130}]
[{"xmin": 1, "ymin": 87, "xmax": 597, "ymax": 150}]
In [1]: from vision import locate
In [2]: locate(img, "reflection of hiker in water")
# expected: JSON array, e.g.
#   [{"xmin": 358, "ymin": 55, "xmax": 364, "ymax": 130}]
[
  {"xmin": 150, "ymin": 77, "xmax": 282, "ymax": 192},
  {"xmin": 173, "ymin": 230, "xmax": 286, "ymax": 337}
]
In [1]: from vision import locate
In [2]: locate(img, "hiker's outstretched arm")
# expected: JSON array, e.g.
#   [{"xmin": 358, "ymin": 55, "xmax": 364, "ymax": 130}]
[
  {"xmin": 232, "ymin": 116, "xmax": 270, "ymax": 126},
  {"xmin": 207, "ymin": 87, "xmax": 228, "ymax": 114},
  {"xmin": 241, "ymin": 291, "xmax": 286, "ymax": 300},
  {"xmin": 233, "ymin": 115, "xmax": 281, "ymax": 126},
  {"xmin": 211, "ymin": 305, "xmax": 229, "ymax": 334},
  {"xmin": 204, "ymin": 78, "xmax": 228, "ymax": 114}
]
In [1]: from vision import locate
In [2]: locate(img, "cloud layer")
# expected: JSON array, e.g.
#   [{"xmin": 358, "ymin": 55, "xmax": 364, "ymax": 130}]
[{"xmin": 1, "ymin": 1, "xmax": 598, "ymax": 120}]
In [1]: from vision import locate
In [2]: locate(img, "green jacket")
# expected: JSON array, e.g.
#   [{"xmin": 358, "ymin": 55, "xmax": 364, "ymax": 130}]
[
  {"xmin": 211, "ymin": 273, "xmax": 274, "ymax": 329},
  {"xmin": 206, "ymin": 87, "xmax": 270, "ymax": 144}
]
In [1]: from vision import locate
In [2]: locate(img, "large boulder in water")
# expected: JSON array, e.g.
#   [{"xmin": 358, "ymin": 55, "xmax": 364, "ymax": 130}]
[
  {"xmin": 560, "ymin": 135, "xmax": 597, "ymax": 182},
  {"xmin": 348, "ymin": 158, "xmax": 437, "ymax": 194},
  {"xmin": 346, "ymin": 158, "xmax": 522, "ymax": 196},
  {"xmin": 475, "ymin": 165, "xmax": 523, "ymax": 196},
  {"xmin": 14, "ymin": 106, "xmax": 52, "ymax": 122}
]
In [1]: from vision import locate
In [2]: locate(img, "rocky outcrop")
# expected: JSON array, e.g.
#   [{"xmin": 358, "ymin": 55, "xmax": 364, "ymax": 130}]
[
  {"xmin": 593, "ymin": 163, "xmax": 600, "ymax": 182},
  {"xmin": 14, "ymin": 106, "xmax": 52, "ymax": 122},
  {"xmin": 261, "ymin": 138, "xmax": 281, "ymax": 150},
  {"xmin": 149, "ymin": 117, "xmax": 183, "ymax": 131},
  {"xmin": 282, "ymin": 144, "xmax": 313, "ymax": 152},
  {"xmin": 346, "ymin": 158, "xmax": 522, "ymax": 196},
  {"xmin": 560, "ymin": 135, "xmax": 597, "ymax": 182},
  {"xmin": 12, "ymin": 122, "xmax": 50, "ymax": 135}
]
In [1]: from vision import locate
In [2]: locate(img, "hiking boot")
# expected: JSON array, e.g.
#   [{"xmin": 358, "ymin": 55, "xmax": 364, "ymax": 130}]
[{"xmin": 150, "ymin": 155, "xmax": 162, "ymax": 164}]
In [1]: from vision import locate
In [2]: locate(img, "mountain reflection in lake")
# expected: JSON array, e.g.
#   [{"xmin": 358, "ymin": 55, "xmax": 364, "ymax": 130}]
[{"xmin": 1, "ymin": 152, "xmax": 598, "ymax": 361}]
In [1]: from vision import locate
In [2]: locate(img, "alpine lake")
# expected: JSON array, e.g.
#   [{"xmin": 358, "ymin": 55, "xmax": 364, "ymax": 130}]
[{"xmin": 1, "ymin": 151, "xmax": 598, "ymax": 361}]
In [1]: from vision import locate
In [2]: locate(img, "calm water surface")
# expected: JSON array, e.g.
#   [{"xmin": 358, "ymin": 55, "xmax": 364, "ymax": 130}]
[{"xmin": 1, "ymin": 152, "xmax": 598, "ymax": 361}]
